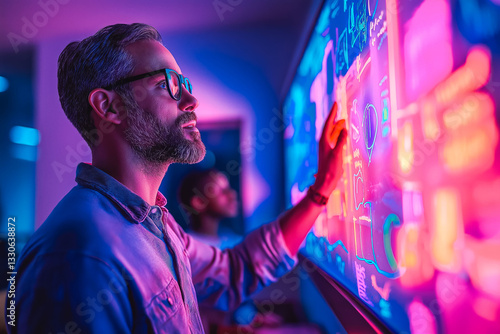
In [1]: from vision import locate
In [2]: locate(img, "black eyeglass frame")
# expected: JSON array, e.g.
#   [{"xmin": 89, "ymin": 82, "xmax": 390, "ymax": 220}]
[{"xmin": 104, "ymin": 68, "xmax": 192, "ymax": 101}]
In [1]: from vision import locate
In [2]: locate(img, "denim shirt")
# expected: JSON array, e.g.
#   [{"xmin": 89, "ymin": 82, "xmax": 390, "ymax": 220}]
[{"xmin": 9, "ymin": 163, "xmax": 296, "ymax": 334}]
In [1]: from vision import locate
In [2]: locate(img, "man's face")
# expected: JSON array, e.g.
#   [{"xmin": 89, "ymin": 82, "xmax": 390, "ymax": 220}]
[
  {"xmin": 204, "ymin": 173, "xmax": 239, "ymax": 218},
  {"xmin": 121, "ymin": 40, "xmax": 205, "ymax": 165}
]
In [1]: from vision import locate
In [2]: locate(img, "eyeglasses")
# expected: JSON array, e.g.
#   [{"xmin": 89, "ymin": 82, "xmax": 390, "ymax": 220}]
[{"xmin": 105, "ymin": 68, "xmax": 192, "ymax": 101}]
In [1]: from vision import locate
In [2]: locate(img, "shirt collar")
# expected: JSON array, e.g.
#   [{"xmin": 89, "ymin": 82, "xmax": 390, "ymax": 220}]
[{"xmin": 75, "ymin": 162, "xmax": 167, "ymax": 223}]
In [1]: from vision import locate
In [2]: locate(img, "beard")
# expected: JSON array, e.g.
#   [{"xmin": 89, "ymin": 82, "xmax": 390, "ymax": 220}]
[{"xmin": 123, "ymin": 102, "xmax": 206, "ymax": 165}]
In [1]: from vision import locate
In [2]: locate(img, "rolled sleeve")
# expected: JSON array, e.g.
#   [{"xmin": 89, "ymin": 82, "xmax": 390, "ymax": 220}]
[
  {"xmin": 168, "ymin": 219, "xmax": 297, "ymax": 311},
  {"xmin": 241, "ymin": 219, "xmax": 297, "ymax": 281}
]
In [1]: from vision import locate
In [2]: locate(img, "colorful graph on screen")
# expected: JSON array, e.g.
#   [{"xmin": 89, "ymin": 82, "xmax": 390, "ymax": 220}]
[{"xmin": 283, "ymin": 0, "xmax": 500, "ymax": 333}]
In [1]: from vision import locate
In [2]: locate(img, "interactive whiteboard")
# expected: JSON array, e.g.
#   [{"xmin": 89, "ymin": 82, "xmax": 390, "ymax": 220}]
[{"xmin": 283, "ymin": 0, "xmax": 500, "ymax": 332}]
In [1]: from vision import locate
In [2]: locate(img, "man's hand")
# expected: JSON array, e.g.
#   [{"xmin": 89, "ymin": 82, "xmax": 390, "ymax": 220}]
[
  {"xmin": 279, "ymin": 101, "xmax": 347, "ymax": 256},
  {"xmin": 314, "ymin": 102, "xmax": 347, "ymax": 196}
]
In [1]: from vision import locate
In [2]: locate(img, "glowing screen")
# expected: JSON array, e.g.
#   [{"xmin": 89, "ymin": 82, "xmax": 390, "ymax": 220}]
[{"xmin": 283, "ymin": 0, "xmax": 500, "ymax": 332}]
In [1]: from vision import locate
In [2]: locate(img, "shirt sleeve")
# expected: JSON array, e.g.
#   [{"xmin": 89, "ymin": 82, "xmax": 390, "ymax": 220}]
[
  {"xmin": 167, "ymin": 219, "xmax": 298, "ymax": 311},
  {"xmin": 9, "ymin": 251, "xmax": 133, "ymax": 334}
]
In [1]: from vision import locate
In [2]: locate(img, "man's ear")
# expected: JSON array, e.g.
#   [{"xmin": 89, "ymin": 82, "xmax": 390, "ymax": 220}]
[{"xmin": 88, "ymin": 88, "xmax": 123, "ymax": 124}]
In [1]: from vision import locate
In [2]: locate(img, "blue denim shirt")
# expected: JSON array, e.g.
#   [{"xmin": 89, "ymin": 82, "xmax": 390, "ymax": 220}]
[{"xmin": 9, "ymin": 163, "xmax": 296, "ymax": 333}]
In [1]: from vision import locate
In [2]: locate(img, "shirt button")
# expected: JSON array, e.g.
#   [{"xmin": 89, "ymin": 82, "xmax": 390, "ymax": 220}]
[{"xmin": 167, "ymin": 297, "xmax": 174, "ymax": 306}]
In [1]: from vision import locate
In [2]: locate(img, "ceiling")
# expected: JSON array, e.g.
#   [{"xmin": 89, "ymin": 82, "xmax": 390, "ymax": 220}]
[
  {"xmin": 0, "ymin": 0, "xmax": 319, "ymax": 51},
  {"xmin": 0, "ymin": 0, "xmax": 323, "ymax": 100}
]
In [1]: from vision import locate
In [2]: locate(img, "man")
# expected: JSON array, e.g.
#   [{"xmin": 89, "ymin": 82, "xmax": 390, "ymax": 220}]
[
  {"xmin": 178, "ymin": 169, "xmax": 241, "ymax": 249},
  {"xmin": 8, "ymin": 23, "xmax": 346, "ymax": 333}
]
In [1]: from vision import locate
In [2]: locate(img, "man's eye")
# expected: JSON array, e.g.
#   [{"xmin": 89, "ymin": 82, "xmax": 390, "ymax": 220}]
[{"xmin": 159, "ymin": 81, "xmax": 168, "ymax": 89}]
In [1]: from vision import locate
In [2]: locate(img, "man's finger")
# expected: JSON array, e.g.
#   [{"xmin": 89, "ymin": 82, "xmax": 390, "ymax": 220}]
[
  {"xmin": 329, "ymin": 119, "xmax": 346, "ymax": 148},
  {"xmin": 320, "ymin": 102, "xmax": 338, "ymax": 145},
  {"xmin": 333, "ymin": 128, "xmax": 348, "ymax": 154}
]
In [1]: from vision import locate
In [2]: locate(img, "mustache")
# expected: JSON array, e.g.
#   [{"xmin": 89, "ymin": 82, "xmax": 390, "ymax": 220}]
[{"xmin": 175, "ymin": 112, "xmax": 197, "ymax": 127}]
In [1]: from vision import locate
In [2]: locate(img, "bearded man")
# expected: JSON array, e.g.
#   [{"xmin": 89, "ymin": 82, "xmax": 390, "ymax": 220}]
[{"xmin": 8, "ymin": 23, "xmax": 346, "ymax": 334}]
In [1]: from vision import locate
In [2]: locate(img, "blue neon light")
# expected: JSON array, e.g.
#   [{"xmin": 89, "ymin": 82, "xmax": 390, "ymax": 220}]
[{"xmin": 9, "ymin": 126, "xmax": 40, "ymax": 146}]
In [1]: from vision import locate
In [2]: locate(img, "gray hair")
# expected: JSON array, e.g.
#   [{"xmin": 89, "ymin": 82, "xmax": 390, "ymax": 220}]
[{"xmin": 57, "ymin": 23, "xmax": 162, "ymax": 146}]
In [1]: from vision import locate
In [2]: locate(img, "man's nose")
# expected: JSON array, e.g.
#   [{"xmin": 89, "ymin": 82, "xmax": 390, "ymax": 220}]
[{"xmin": 179, "ymin": 85, "xmax": 199, "ymax": 112}]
